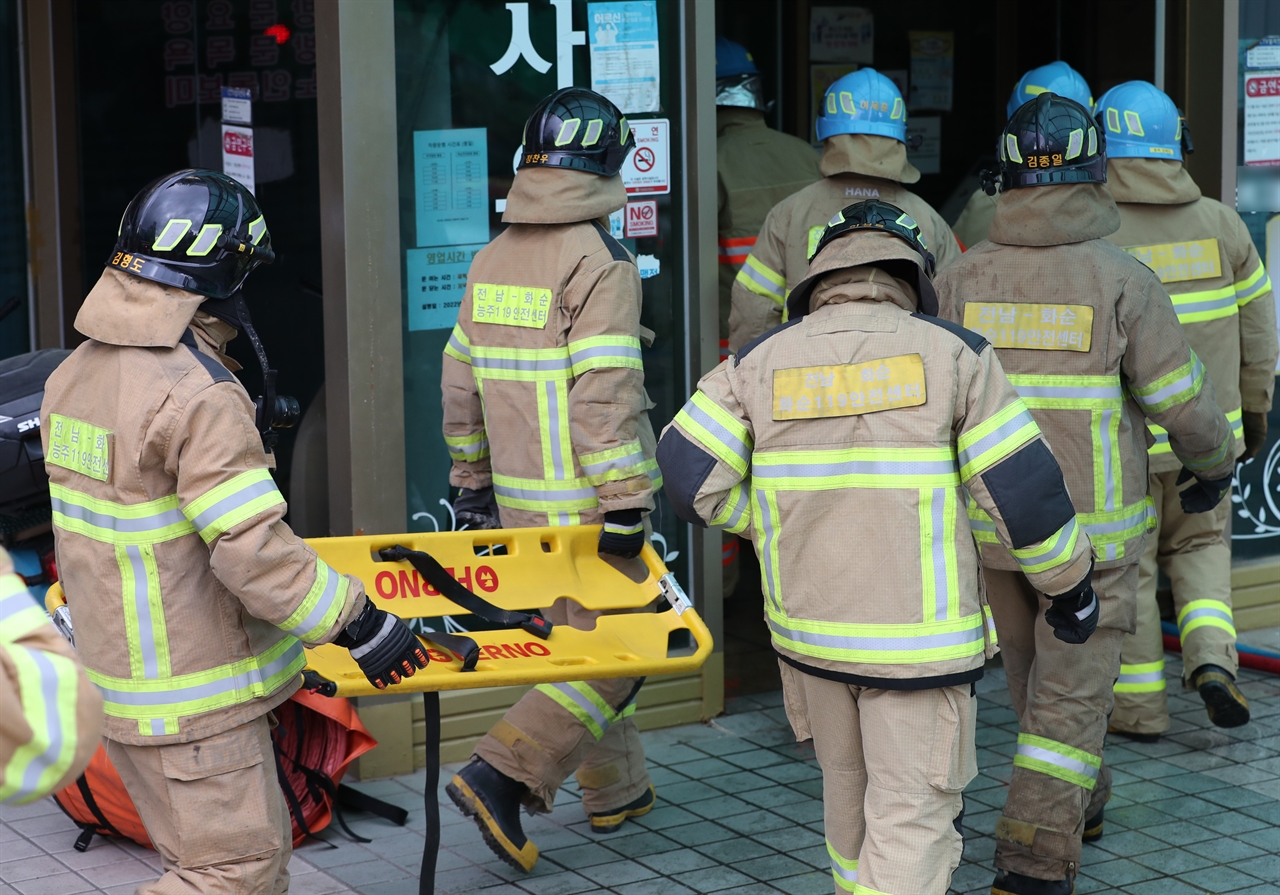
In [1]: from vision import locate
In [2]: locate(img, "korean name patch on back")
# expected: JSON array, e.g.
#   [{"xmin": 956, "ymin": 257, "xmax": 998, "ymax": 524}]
[{"xmin": 773, "ymin": 354, "xmax": 927, "ymax": 420}]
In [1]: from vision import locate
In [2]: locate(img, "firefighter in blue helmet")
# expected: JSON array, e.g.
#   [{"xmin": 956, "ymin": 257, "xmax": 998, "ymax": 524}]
[{"xmin": 953, "ymin": 62, "xmax": 1094, "ymax": 248}]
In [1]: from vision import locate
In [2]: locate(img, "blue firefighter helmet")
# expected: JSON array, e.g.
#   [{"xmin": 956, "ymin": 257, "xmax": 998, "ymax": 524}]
[
  {"xmin": 715, "ymin": 37, "xmax": 758, "ymax": 79},
  {"xmin": 1007, "ymin": 61, "xmax": 1092, "ymax": 119},
  {"xmin": 1094, "ymin": 80, "xmax": 1188, "ymax": 160},
  {"xmin": 815, "ymin": 68, "xmax": 907, "ymax": 143}
]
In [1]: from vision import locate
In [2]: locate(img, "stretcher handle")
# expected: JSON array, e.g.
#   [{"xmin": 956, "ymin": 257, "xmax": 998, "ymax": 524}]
[{"xmin": 378, "ymin": 545, "xmax": 554, "ymax": 639}]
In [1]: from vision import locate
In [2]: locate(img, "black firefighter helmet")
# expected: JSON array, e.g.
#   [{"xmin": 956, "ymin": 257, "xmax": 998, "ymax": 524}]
[
  {"xmin": 108, "ymin": 169, "xmax": 274, "ymax": 300},
  {"xmin": 519, "ymin": 87, "xmax": 634, "ymax": 177},
  {"xmin": 984, "ymin": 92, "xmax": 1106, "ymax": 195}
]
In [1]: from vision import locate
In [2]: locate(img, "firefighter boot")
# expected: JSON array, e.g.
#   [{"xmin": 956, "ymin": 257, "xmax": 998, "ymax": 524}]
[
  {"xmin": 1190, "ymin": 664, "xmax": 1251, "ymax": 729},
  {"xmin": 1082, "ymin": 806, "xmax": 1104, "ymax": 843},
  {"xmin": 589, "ymin": 784, "xmax": 656, "ymax": 833},
  {"xmin": 992, "ymin": 870, "xmax": 1074, "ymax": 895},
  {"xmin": 447, "ymin": 758, "xmax": 539, "ymax": 871}
]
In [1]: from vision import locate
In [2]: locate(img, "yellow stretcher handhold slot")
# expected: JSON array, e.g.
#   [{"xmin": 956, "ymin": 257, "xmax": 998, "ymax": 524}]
[{"xmin": 302, "ymin": 525, "xmax": 711, "ymax": 697}]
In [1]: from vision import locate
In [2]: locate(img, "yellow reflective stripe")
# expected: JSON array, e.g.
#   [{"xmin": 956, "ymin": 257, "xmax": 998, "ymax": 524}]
[
  {"xmin": 116, "ymin": 543, "xmax": 172, "ymax": 681},
  {"xmin": 1115, "ymin": 659, "xmax": 1166, "ymax": 693},
  {"xmin": 279, "ymin": 559, "xmax": 349, "ymax": 642},
  {"xmin": 445, "ymin": 431, "xmax": 490, "ymax": 462},
  {"xmin": 1235, "ymin": 260, "xmax": 1270, "ymax": 306},
  {"xmin": 767, "ymin": 607, "xmax": 986, "ymax": 665},
  {"xmin": 1168, "ymin": 283, "xmax": 1238, "ymax": 323},
  {"xmin": 50, "ymin": 484, "xmax": 194, "ymax": 545},
  {"xmin": 984, "ymin": 604, "xmax": 998, "ymax": 646},
  {"xmin": 1014, "ymin": 733, "xmax": 1100, "ymax": 790},
  {"xmin": 675, "ymin": 392, "xmax": 753, "ymax": 476},
  {"xmin": 535, "ymin": 681, "xmax": 635, "ymax": 741},
  {"xmin": 578, "ymin": 442, "xmax": 656, "ymax": 486},
  {"xmin": 444, "ymin": 324, "xmax": 471, "ymax": 364},
  {"xmin": 957, "ymin": 400, "xmax": 1039, "ymax": 479},
  {"xmin": 828, "ymin": 840, "xmax": 858, "ymax": 891},
  {"xmin": 1148, "ymin": 407, "xmax": 1240, "ymax": 456},
  {"xmin": 492, "ymin": 473, "xmax": 598, "ymax": 513},
  {"xmin": 1091, "ymin": 406, "xmax": 1123, "ymax": 514},
  {"xmin": 0, "ymin": 573, "xmax": 47, "ymax": 644},
  {"xmin": 735, "ymin": 255, "xmax": 787, "ymax": 304},
  {"xmin": 1131, "ymin": 351, "xmax": 1205, "ymax": 414},
  {"xmin": 751, "ymin": 447, "xmax": 959, "ymax": 491},
  {"xmin": 710, "ymin": 483, "xmax": 752, "ymax": 534},
  {"xmin": 470, "ymin": 345, "xmax": 572, "ymax": 382},
  {"xmin": 567, "ymin": 335, "xmax": 644, "ymax": 376},
  {"xmin": 183, "ymin": 468, "xmax": 284, "ymax": 543},
  {"xmin": 919, "ymin": 487, "xmax": 959, "ymax": 622},
  {"xmin": 1177, "ymin": 599, "xmax": 1235, "ymax": 639},
  {"xmin": 1009, "ymin": 516, "xmax": 1081, "ymax": 574},
  {"xmin": 1005, "ymin": 374, "xmax": 1124, "ymax": 409},
  {"xmin": 87, "ymin": 636, "xmax": 305, "ymax": 721},
  {"xmin": 0, "ymin": 645, "xmax": 81, "ymax": 803}
]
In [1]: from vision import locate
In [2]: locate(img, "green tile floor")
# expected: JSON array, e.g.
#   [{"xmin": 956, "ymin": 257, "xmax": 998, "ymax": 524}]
[{"xmin": 1, "ymin": 652, "xmax": 1277, "ymax": 895}]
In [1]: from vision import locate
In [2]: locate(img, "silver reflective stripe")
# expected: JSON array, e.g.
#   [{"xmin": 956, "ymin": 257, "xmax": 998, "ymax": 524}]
[
  {"xmin": 1100, "ymin": 409, "xmax": 1116, "ymax": 512},
  {"xmin": 149, "ymin": 719, "xmax": 167, "ymax": 736},
  {"xmin": 187, "ymin": 224, "xmax": 222, "ymax": 256},
  {"xmin": 754, "ymin": 458, "xmax": 957, "ymax": 479},
  {"xmin": 957, "ymin": 409, "xmax": 1036, "ymax": 472},
  {"xmin": 51, "ymin": 496, "xmax": 190, "ymax": 535},
  {"xmin": 723, "ymin": 488, "xmax": 749, "ymax": 531},
  {"xmin": 1237, "ymin": 273, "xmax": 1271, "ymax": 302},
  {"xmin": 0, "ymin": 589, "xmax": 33, "ymax": 624},
  {"xmin": 1174, "ymin": 294, "xmax": 1237, "ymax": 317},
  {"xmin": 19, "ymin": 650, "xmax": 65, "ymax": 799},
  {"xmin": 1179, "ymin": 606, "xmax": 1232, "ymax": 632},
  {"xmin": 831, "ymin": 862, "xmax": 857, "ymax": 884},
  {"xmin": 546, "ymin": 381, "xmax": 566, "ymax": 480},
  {"xmin": 1013, "ymin": 383, "xmax": 1123, "ymax": 401},
  {"xmin": 125, "ymin": 546, "xmax": 161, "ymax": 680},
  {"xmin": 1118, "ymin": 670, "xmax": 1164, "ymax": 685},
  {"xmin": 286, "ymin": 563, "xmax": 342, "ymax": 639},
  {"xmin": 555, "ymin": 512, "xmax": 573, "ymax": 526},
  {"xmin": 448, "ymin": 438, "xmax": 489, "ymax": 460},
  {"xmin": 767, "ymin": 616, "xmax": 984, "ymax": 653},
  {"xmin": 929, "ymin": 488, "xmax": 949, "ymax": 621},
  {"xmin": 189, "ymin": 478, "xmax": 280, "ymax": 533},
  {"xmin": 1134, "ymin": 356, "xmax": 1203, "ymax": 408},
  {"xmin": 1019, "ymin": 519, "xmax": 1080, "ymax": 570},
  {"xmin": 471, "ymin": 354, "xmax": 572, "ymax": 373},
  {"xmin": 740, "ymin": 261, "xmax": 785, "ymax": 298},
  {"xmin": 446, "ymin": 331, "xmax": 471, "ymax": 361},
  {"xmin": 757, "ymin": 492, "xmax": 782, "ymax": 613},
  {"xmin": 492, "ymin": 482, "xmax": 597, "ymax": 502},
  {"xmin": 569, "ymin": 343, "xmax": 643, "ymax": 366},
  {"xmin": 96, "ymin": 641, "xmax": 304, "ymax": 707},
  {"xmin": 1081, "ymin": 505, "xmax": 1150, "ymax": 537},
  {"xmin": 581, "ymin": 448, "xmax": 647, "ymax": 478},
  {"xmin": 547, "ymin": 682, "xmax": 610, "ymax": 732},
  {"xmin": 684, "ymin": 401, "xmax": 751, "ymax": 467},
  {"xmin": 1015, "ymin": 743, "xmax": 1099, "ymax": 781}
]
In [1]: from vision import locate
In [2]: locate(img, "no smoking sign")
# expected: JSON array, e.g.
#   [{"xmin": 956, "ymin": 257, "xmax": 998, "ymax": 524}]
[
  {"xmin": 621, "ymin": 118, "xmax": 670, "ymax": 196},
  {"xmin": 625, "ymin": 200, "xmax": 658, "ymax": 238}
]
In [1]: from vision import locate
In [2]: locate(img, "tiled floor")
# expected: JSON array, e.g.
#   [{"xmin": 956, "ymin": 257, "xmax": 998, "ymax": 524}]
[{"xmin": 2, "ymin": 652, "xmax": 1278, "ymax": 895}]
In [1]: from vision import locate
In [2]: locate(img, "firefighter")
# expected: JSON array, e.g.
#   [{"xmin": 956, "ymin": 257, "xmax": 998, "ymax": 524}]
[
  {"xmin": 658, "ymin": 200, "xmax": 1095, "ymax": 895},
  {"xmin": 728, "ymin": 68, "xmax": 962, "ymax": 353},
  {"xmin": 1099, "ymin": 81, "xmax": 1277, "ymax": 738},
  {"xmin": 442, "ymin": 87, "xmax": 661, "ymax": 872},
  {"xmin": 1, "ymin": 545, "xmax": 103, "ymax": 804},
  {"xmin": 933, "ymin": 95, "xmax": 1236, "ymax": 895},
  {"xmin": 41, "ymin": 170, "xmax": 426, "ymax": 894},
  {"xmin": 952, "ymin": 61, "xmax": 1094, "ymax": 249},
  {"xmin": 715, "ymin": 35, "xmax": 821, "ymax": 596}
]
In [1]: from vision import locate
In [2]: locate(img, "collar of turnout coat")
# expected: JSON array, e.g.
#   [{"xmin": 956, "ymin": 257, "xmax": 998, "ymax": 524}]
[
  {"xmin": 501, "ymin": 166, "xmax": 627, "ymax": 225},
  {"xmin": 790, "ymin": 231, "xmax": 923, "ymax": 317},
  {"xmin": 988, "ymin": 182, "xmax": 1122, "ymax": 247},
  {"xmin": 819, "ymin": 134, "xmax": 922, "ymax": 184},
  {"xmin": 716, "ymin": 105, "xmax": 768, "ymax": 136},
  {"xmin": 76, "ymin": 268, "xmax": 208, "ymax": 348},
  {"xmin": 1106, "ymin": 158, "xmax": 1202, "ymax": 206}
]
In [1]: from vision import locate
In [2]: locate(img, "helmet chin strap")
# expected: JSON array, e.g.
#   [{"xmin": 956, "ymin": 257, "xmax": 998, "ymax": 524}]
[{"xmin": 202, "ymin": 293, "xmax": 284, "ymax": 452}]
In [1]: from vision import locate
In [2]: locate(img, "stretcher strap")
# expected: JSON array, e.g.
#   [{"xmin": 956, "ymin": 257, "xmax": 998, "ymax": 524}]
[{"xmin": 378, "ymin": 545, "xmax": 554, "ymax": 639}]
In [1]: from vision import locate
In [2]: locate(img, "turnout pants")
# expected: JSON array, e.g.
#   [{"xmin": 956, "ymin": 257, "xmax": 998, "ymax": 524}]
[
  {"xmin": 778, "ymin": 662, "xmax": 976, "ymax": 895},
  {"xmin": 105, "ymin": 715, "xmax": 290, "ymax": 895},
  {"xmin": 473, "ymin": 597, "xmax": 651, "ymax": 814},
  {"xmin": 985, "ymin": 563, "xmax": 1137, "ymax": 881},
  {"xmin": 1112, "ymin": 471, "xmax": 1237, "ymax": 736}
]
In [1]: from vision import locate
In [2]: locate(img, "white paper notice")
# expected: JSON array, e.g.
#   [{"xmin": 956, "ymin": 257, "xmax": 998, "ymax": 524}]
[
  {"xmin": 621, "ymin": 118, "xmax": 670, "ymax": 195},
  {"xmin": 588, "ymin": 1, "xmax": 660, "ymax": 114},
  {"xmin": 1244, "ymin": 72, "xmax": 1280, "ymax": 167},
  {"xmin": 221, "ymin": 86, "xmax": 251, "ymax": 125},
  {"xmin": 809, "ymin": 7, "xmax": 873, "ymax": 64},
  {"xmin": 221, "ymin": 124, "xmax": 255, "ymax": 194},
  {"xmin": 1246, "ymin": 37, "xmax": 1280, "ymax": 70},
  {"xmin": 908, "ymin": 31, "xmax": 954, "ymax": 111}
]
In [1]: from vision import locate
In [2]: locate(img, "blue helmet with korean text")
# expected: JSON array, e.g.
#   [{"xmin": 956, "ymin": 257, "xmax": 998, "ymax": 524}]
[
  {"xmin": 715, "ymin": 36, "xmax": 758, "ymax": 79},
  {"xmin": 1007, "ymin": 61, "xmax": 1092, "ymax": 119},
  {"xmin": 815, "ymin": 69, "xmax": 907, "ymax": 143},
  {"xmin": 1093, "ymin": 81, "xmax": 1189, "ymax": 160}
]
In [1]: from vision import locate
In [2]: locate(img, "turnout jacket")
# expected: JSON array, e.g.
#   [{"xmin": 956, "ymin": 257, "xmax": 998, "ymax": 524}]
[
  {"xmin": 728, "ymin": 134, "xmax": 962, "ymax": 352},
  {"xmin": 41, "ymin": 270, "xmax": 367, "ymax": 745},
  {"xmin": 442, "ymin": 167, "xmax": 659, "ymax": 528},
  {"xmin": 716, "ymin": 107, "xmax": 822, "ymax": 348},
  {"xmin": 935, "ymin": 184, "xmax": 1237, "ymax": 570},
  {"xmin": 660, "ymin": 238, "xmax": 1092, "ymax": 686},
  {"xmin": 1105, "ymin": 158, "xmax": 1277, "ymax": 471},
  {"xmin": 0, "ymin": 546, "xmax": 102, "ymax": 803}
]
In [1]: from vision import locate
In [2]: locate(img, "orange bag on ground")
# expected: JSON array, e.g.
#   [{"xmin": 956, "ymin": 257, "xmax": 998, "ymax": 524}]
[{"xmin": 53, "ymin": 690, "xmax": 381, "ymax": 851}]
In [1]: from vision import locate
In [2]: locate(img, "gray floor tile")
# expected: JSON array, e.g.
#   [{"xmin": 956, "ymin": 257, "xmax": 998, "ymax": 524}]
[
  {"xmin": 673, "ymin": 865, "xmax": 757, "ymax": 892},
  {"xmin": 1137, "ymin": 820, "xmax": 1217, "ymax": 847},
  {"xmin": 575, "ymin": 860, "xmax": 659, "ymax": 887},
  {"xmin": 612, "ymin": 878, "xmax": 696, "ymax": 895},
  {"xmin": 635, "ymin": 848, "xmax": 717, "ymax": 874},
  {"xmin": 695, "ymin": 837, "xmax": 774, "ymax": 863},
  {"xmin": 1083, "ymin": 857, "xmax": 1163, "ymax": 887},
  {"xmin": 657, "ymin": 821, "xmax": 738, "ymax": 847},
  {"xmin": 1121, "ymin": 879, "xmax": 1210, "ymax": 895},
  {"xmin": 1183, "ymin": 836, "xmax": 1266, "ymax": 863},
  {"xmin": 510, "ymin": 870, "xmax": 597, "ymax": 895},
  {"xmin": 770, "ymin": 870, "xmax": 831, "ymax": 895},
  {"xmin": 1179, "ymin": 865, "xmax": 1272, "ymax": 893},
  {"xmin": 749, "ymin": 825, "xmax": 824, "ymax": 852},
  {"xmin": 734, "ymin": 854, "xmax": 809, "ymax": 882},
  {"xmin": 1233, "ymin": 853, "xmax": 1280, "ymax": 884},
  {"xmin": 683, "ymin": 794, "xmax": 757, "ymax": 821},
  {"xmin": 539, "ymin": 843, "xmax": 622, "ymax": 870},
  {"xmin": 1130, "ymin": 845, "xmax": 1215, "ymax": 874}
]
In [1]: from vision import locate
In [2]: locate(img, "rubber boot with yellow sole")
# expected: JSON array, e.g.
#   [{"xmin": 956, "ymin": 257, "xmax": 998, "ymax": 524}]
[
  {"xmin": 447, "ymin": 758, "xmax": 539, "ymax": 872},
  {"xmin": 589, "ymin": 784, "xmax": 656, "ymax": 834}
]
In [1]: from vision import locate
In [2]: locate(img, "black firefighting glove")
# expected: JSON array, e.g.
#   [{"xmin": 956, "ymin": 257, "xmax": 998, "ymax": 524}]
[
  {"xmin": 1242, "ymin": 411, "xmax": 1268, "ymax": 461},
  {"xmin": 454, "ymin": 486, "xmax": 500, "ymax": 530},
  {"xmin": 598, "ymin": 509, "xmax": 646, "ymax": 558},
  {"xmin": 334, "ymin": 601, "xmax": 428, "ymax": 689},
  {"xmin": 1176, "ymin": 466, "xmax": 1234, "ymax": 514},
  {"xmin": 1045, "ymin": 562, "xmax": 1099, "ymax": 645}
]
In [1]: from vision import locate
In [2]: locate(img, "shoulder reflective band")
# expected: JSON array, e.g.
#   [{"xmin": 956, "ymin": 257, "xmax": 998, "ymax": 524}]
[
  {"xmin": 1177, "ymin": 599, "xmax": 1235, "ymax": 639},
  {"xmin": 1236, "ymin": 260, "xmax": 1271, "ymax": 307},
  {"xmin": 957, "ymin": 401, "xmax": 1039, "ymax": 480},
  {"xmin": 1014, "ymin": 733, "xmax": 1101, "ymax": 789},
  {"xmin": 278, "ymin": 559, "xmax": 349, "ymax": 643},
  {"xmin": 1008, "ymin": 516, "xmax": 1080, "ymax": 575},
  {"xmin": 445, "ymin": 431, "xmax": 490, "ymax": 464},
  {"xmin": 183, "ymin": 468, "xmax": 283, "ymax": 543},
  {"xmin": 86, "ymin": 636, "xmax": 305, "ymax": 722},
  {"xmin": 828, "ymin": 840, "xmax": 858, "ymax": 892},
  {"xmin": 47, "ymin": 414, "xmax": 112, "ymax": 483},
  {"xmin": 718, "ymin": 236, "xmax": 755, "ymax": 265},
  {"xmin": 469, "ymin": 345, "xmax": 573, "ymax": 382},
  {"xmin": 578, "ymin": 441, "xmax": 656, "ymax": 486},
  {"xmin": 567, "ymin": 335, "xmax": 643, "ymax": 377},
  {"xmin": 1130, "ymin": 352, "xmax": 1205, "ymax": 414},
  {"xmin": 751, "ymin": 446, "xmax": 959, "ymax": 491},
  {"xmin": 1148, "ymin": 407, "xmax": 1241, "ymax": 456},
  {"xmin": 1115, "ymin": 659, "xmax": 1165, "ymax": 693},
  {"xmin": 674, "ymin": 391, "xmax": 753, "ymax": 477},
  {"xmin": 766, "ymin": 607, "xmax": 986, "ymax": 665},
  {"xmin": 0, "ymin": 572, "xmax": 48, "ymax": 644},
  {"xmin": 444, "ymin": 325, "xmax": 472, "ymax": 364},
  {"xmin": 1124, "ymin": 238, "xmax": 1222, "ymax": 284},
  {"xmin": 0, "ymin": 644, "xmax": 80, "ymax": 804},
  {"xmin": 735, "ymin": 255, "xmax": 787, "ymax": 305},
  {"xmin": 50, "ymin": 484, "xmax": 195, "ymax": 546},
  {"xmin": 710, "ymin": 483, "xmax": 751, "ymax": 535},
  {"xmin": 535, "ymin": 680, "xmax": 637, "ymax": 741}
]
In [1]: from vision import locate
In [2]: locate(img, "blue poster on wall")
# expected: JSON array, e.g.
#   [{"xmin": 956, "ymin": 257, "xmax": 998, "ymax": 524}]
[
  {"xmin": 405, "ymin": 244, "xmax": 487, "ymax": 332},
  {"xmin": 587, "ymin": 1, "xmax": 660, "ymax": 114},
  {"xmin": 413, "ymin": 128, "xmax": 489, "ymax": 248}
]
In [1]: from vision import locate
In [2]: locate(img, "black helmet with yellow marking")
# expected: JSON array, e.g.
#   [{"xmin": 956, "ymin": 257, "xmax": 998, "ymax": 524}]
[
  {"xmin": 988, "ymin": 92, "xmax": 1106, "ymax": 194},
  {"xmin": 108, "ymin": 169, "xmax": 274, "ymax": 300},
  {"xmin": 519, "ymin": 87, "xmax": 634, "ymax": 177}
]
